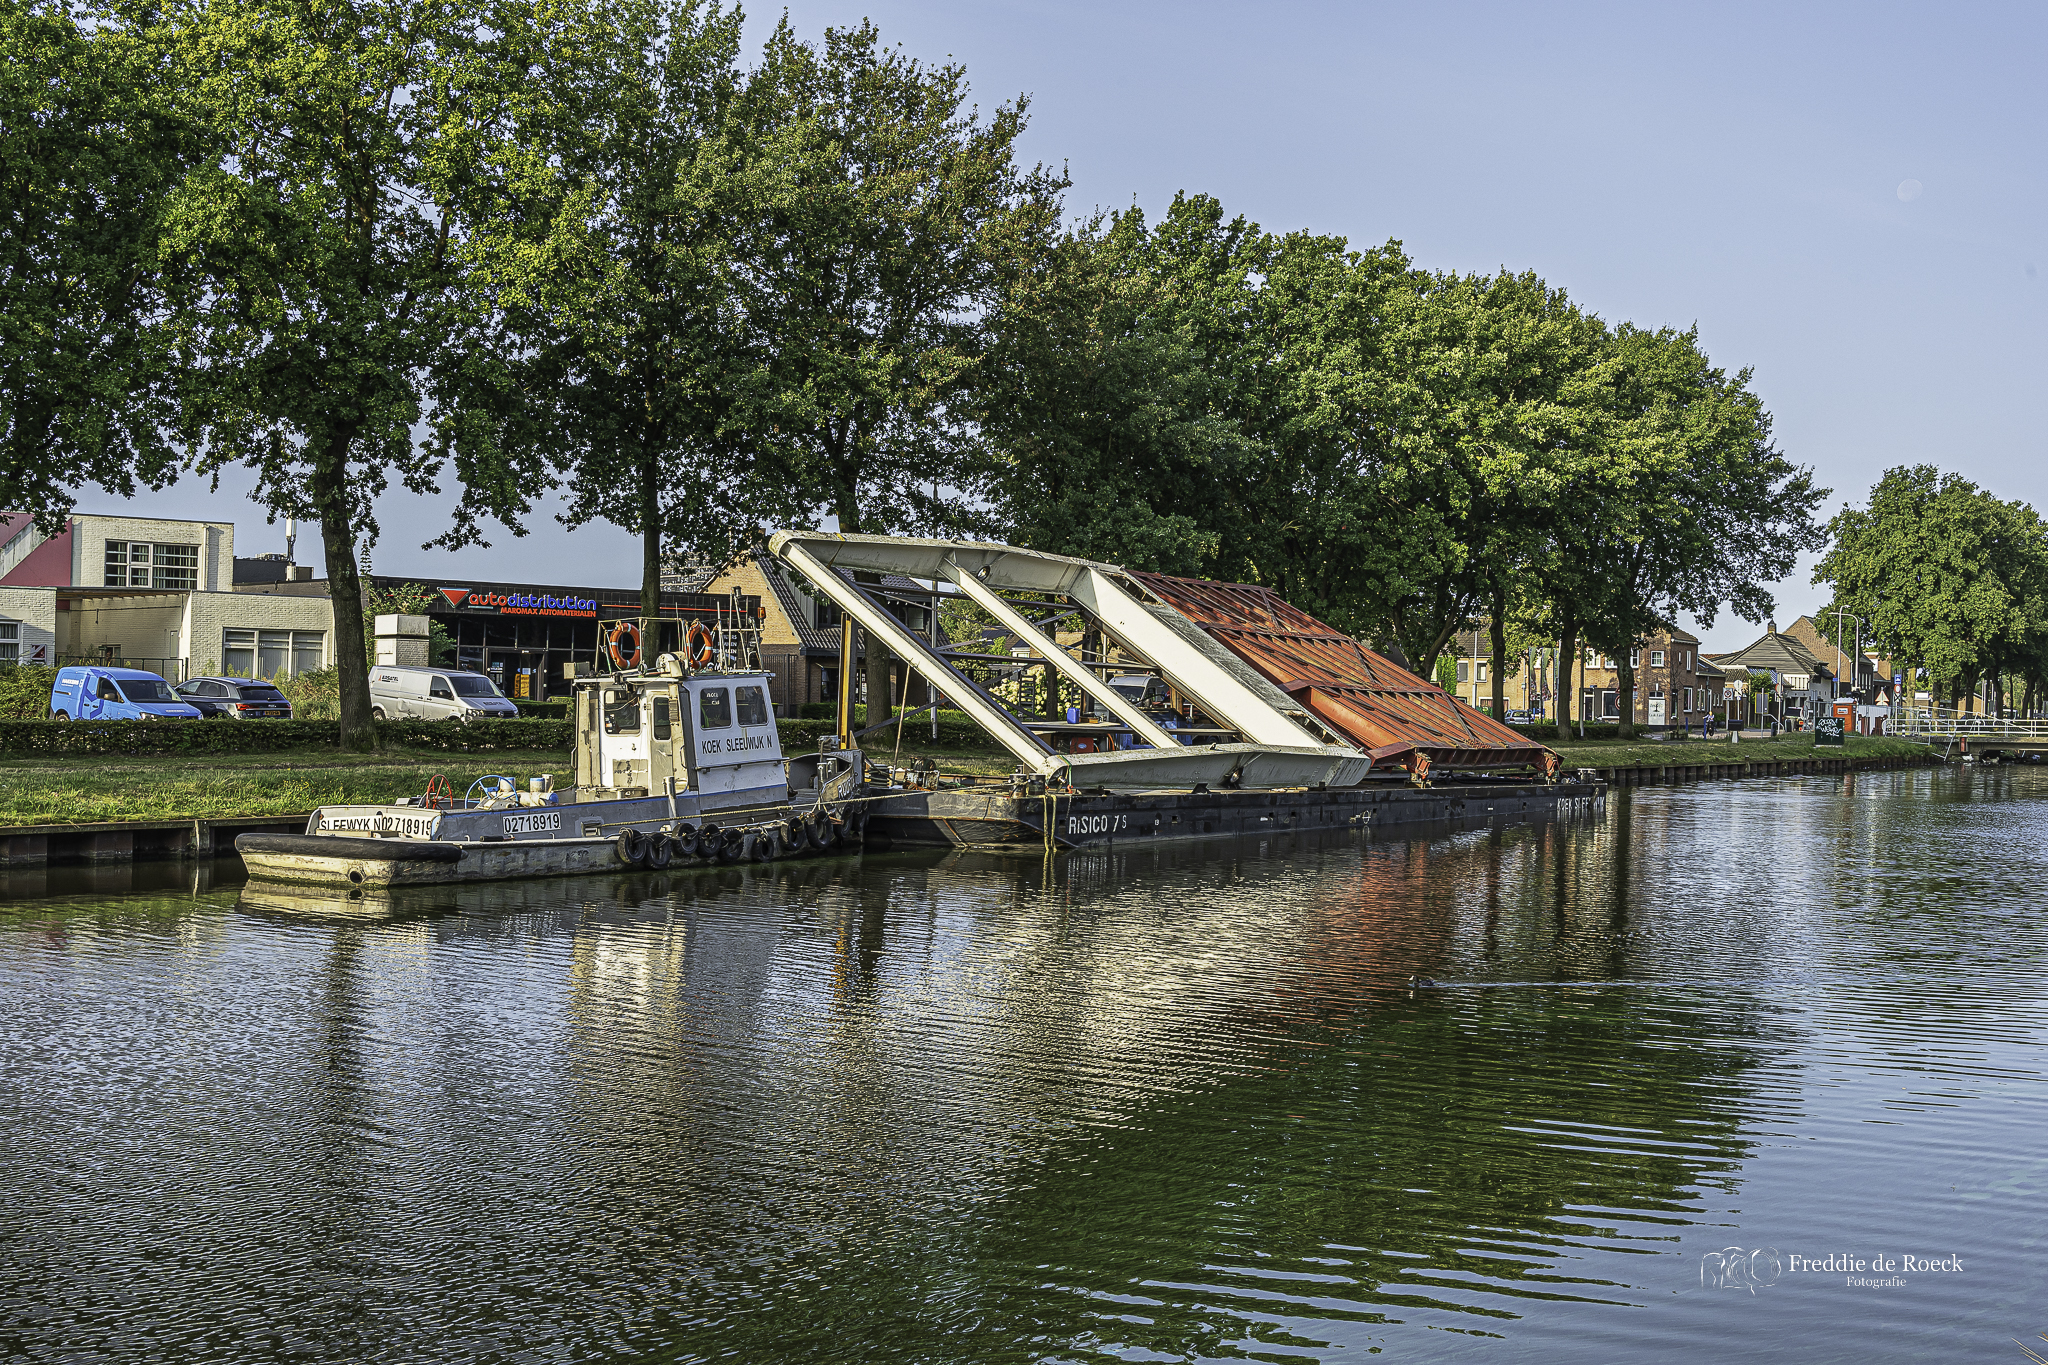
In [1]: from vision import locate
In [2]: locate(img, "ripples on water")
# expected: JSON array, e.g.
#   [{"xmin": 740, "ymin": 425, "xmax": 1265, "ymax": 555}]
[{"xmin": 3, "ymin": 767, "xmax": 2047, "ymax": 1363}]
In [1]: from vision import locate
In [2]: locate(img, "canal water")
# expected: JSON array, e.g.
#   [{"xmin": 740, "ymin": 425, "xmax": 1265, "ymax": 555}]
[{"xmin": 2, "ymin": 766, "xmax": 2045, "ymax": 1363}]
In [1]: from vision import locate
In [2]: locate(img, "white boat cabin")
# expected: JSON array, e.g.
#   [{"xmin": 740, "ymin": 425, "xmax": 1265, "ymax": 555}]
[{"xmin": 572, "ymin": 667, "xmax": 785, "ymax": 806}]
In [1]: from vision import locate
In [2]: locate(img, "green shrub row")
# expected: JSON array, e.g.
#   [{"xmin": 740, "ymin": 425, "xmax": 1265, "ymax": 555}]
[
  {"xmin": 0, "ymin": 717, "xmax": 573, "ymax": 757},
  {"xmin": 0, "ymin": 666, "xmax": 57, "ymax": 721},
  {"xmin": 778, "ymin": 714, "xmax": 1001, "ymax": 752},
  {"xmin": 514, "ymin": 699, "xmax": 571, "ymax": 719}
]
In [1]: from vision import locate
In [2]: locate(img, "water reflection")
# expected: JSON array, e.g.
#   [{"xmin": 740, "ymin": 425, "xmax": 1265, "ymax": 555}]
[{"xmin": 3, "ymin": 770, "xmax": 2047, "ymax": 1362}]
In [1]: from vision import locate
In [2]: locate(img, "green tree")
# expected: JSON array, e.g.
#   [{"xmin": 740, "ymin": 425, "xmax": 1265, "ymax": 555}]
[
  {"xmin": 0, "ymin": 0, "xmax": 196, "ymax": 530},
  {"xmin": 745, "ymin": 19, "xmax": 1065, "ymax": 723},
  {"xmin": 1815, "ymin": 466, "xmax": 2048, "ymax": 713},
  {"xmin": 509, "ymin": 0, "xmax": 811, "ymax": 617},
  {"xmin": 1556, "ymin": 325, "xmax": 1825, "ymax": 737},
  {"xmin": 125, "ymin": 0, "xmax": 602, "ymax": 748}
]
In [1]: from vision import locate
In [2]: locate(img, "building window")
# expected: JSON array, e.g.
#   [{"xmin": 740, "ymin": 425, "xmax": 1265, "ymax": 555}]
[
  {"xmin": 105, "ymin": 541, "xmax": 200, "ymax": 590},
  {"xmin": 1629, "ymin": 650, "xmax": 1641, "ymax": 668},
  {"xmin": 1477, "ymin": 661, "xmax": 1489, "ymax": 683},
  {"xmin": 224, "ymin": 628, "xmax": 325, "ymax": 679},
  {"xmin": 1683, "ymin": 687, "xmax": 1693, "ymax": 710},
  {"xmin": 1456, "ymin": 661, "xmax": 1470, "ymax": 682},
  {"xmin": 0, "ymin": 621, "xmax": 15, "ymax": 664},
  {"xmin": 1650, "ymin": 650, "xmax": 1665, "ymax": 667}
]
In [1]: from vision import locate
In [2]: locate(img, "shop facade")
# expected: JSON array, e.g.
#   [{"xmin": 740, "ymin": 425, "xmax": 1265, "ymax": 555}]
[{"xmin": 375, "ymin": 577, "xmax": 762, "ymax": 702}]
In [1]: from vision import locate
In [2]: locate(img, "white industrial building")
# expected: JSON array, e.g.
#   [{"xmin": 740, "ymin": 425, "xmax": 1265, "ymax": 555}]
[{"xmin": 0, "ymin": 511, "xmax": 334, "ymax": 680}]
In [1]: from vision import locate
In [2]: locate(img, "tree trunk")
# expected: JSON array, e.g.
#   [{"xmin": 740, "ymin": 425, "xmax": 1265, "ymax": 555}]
[
  {"xmin": 1616, "ymin": 648, "xmax": 1637, "ymax": 739},
  {"xmin": 1488, "ymin": 591, "xmax": 1507, "ymax": 721},
  {"xmin": 1556, "ymin": 619, "xmax": 1578, "ymax": 737},
  {"xmin": 310, "ymin": 433, "xmax": 373, "ymax": 751},
  {"xmin": 639, "ymin": 448, "xmax": 661, "ymax": 621}
]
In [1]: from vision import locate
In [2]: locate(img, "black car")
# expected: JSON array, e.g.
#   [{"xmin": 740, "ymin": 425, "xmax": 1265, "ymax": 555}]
[{"xmin": 174, "ymin": 676, "xmax": 295, "ymax": 719}]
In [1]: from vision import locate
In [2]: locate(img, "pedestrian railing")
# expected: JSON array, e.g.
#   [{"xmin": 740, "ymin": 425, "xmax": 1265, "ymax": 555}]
[{"xmin": 1895, "ymin": 708, "xmax": 2048, "ymax": 741}]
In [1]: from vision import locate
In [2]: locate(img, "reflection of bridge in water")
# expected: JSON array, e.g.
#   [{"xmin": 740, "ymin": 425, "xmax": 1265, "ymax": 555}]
[{"xmin": 1896, "ymin": 708, "xmax": 2048, "ymax": 760}]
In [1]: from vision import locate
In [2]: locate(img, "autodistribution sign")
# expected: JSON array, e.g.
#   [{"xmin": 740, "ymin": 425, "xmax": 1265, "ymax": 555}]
[{"xmin": 437, "ymin": 588, "xmax": 600, "ymax": 618}]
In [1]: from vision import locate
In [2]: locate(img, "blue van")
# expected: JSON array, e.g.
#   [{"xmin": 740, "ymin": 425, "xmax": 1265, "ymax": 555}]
[{"xmin": 48, "ymin": 666, "xmax": 204, "ymax": 721}]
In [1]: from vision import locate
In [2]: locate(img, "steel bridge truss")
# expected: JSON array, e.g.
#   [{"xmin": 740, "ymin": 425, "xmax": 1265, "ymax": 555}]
[{"xmin": 767, "ymin": 532, "xmax": 1375, "ymax": 790}]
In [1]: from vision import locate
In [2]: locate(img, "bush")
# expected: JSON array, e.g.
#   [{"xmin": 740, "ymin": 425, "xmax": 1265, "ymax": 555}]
[
  {"xmin": 0, "ymin": 665, "xmax": 57, "ymax": 720},
  {"xmin": 0, "ymin": 717, "xmax": 572, "ymax": 757},
  {"xmin": 515, "ymin": 699, "xmax": 570, "ymax": 719},
  {"xmin": 271, "ymin": 667, "xmax": 341, "ymax": 719},
  {"xmin": 778, "ymin": 711, "xmax": 1000, "ymax": 753}
]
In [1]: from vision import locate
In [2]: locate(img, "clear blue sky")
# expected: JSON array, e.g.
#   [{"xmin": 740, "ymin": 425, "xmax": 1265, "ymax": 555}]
[{"xmin": 139, "ymin": 0, "xmax": 2048, "ymax": 651}]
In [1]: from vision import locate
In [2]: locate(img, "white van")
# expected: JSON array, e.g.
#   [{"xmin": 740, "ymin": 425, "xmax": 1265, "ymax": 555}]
[{"xmin": 369, "ymin": 666, "xmax": 520, "ymax": 721}]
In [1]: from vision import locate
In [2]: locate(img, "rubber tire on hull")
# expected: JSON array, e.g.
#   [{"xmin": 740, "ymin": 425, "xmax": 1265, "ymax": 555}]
[
  {"xmin": 807, "ymin": 813, "xmax": 837, "ymax": 850},
  {"xmin": 644, "ymin": 833, "xmax": 673, "ymax": 869},
  {"xmin": 672, "ymin": 824, "xmax": 700, "ymax": 858},
  {"xmin": 615, "ymin": 829, "xmax": 648, "ymax": 866}
]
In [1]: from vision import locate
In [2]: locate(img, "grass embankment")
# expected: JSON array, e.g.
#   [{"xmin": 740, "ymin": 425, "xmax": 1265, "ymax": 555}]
[
  {"xmin": 0, "ymin": 749, "xmax": 575, "ymax": 825},
  {"xmin": 1547, "ymin": 732, "xmax": 1930, "ymax": 770},
  {"xmin": 0, "ymin": 728, "xmax": 1937, "ymax": 827}
]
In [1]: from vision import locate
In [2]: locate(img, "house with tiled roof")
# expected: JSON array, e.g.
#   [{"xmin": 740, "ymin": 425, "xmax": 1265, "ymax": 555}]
[
  {"xmin": 1711, "ymin": 623, "xmax": 1836, "ymax": 727},
  {"xmin": 1784, "ymin": 615, "xmax": 1879, "ymax": 697}
]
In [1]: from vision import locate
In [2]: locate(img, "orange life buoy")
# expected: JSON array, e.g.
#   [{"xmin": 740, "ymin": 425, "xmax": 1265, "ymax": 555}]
[
  {"xmin": 686, "ymin": 621, "xmax": 716, "ymax": 667},
  {"xmin": 607, "ymin": 620, "xmax": 643, "ymax": 671}
]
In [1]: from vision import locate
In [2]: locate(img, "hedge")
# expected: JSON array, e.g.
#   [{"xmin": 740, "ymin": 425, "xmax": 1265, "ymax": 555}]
[
  {"xmin": 0, "ymin": 717, "xmax": 573, "ymax": 757},
  {"xmin": 0, "ymin": 710, "xmax": 1009, "ymax": 758},
  {"xmin": 778, "ymin": 714, "xmax": 1001, "ymax": 753}
]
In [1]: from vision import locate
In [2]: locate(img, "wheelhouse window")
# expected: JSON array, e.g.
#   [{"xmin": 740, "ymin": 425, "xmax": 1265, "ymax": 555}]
[
  {"xmin": 698, "ymin": 687, "xmax": 732, "ymax": 729},
  {"xmin": 604, "ymin": 692, "xmax": 641, "ymax": 734},
  {"xmin": 735, "ymin": 685, "xmax": 768, "ymax": 726},
  {"xmin": 104, "ymin": 541, "xmax": 199, "ymax": 590},
  {"xmin": 652, "ymin": 696, "xmax": 671, "ymax": 740}
]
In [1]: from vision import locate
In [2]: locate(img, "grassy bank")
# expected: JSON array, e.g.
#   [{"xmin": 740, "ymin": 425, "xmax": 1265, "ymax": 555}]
[
  {"xmin": 0, "ymin": 749, "xmax": 574, "ymax": 824},
  {"xmin": 0, "ymin": 728, "xmax": 1937, "ymax": 827},
  {"xmin": 1548, "ymin": 732, "xmax": 1930, "ymax": 770}
]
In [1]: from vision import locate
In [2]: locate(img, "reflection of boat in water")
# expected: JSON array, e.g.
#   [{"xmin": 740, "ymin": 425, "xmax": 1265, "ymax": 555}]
[{"xmin": 235, "ymin": 849, "xmax": 866, "ymax": 921}]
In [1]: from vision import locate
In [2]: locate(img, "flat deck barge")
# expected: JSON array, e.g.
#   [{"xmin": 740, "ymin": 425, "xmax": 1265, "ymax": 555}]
[{"xmin": 866, "ymin": 779, "xmax": 1602, "ymax": 851}]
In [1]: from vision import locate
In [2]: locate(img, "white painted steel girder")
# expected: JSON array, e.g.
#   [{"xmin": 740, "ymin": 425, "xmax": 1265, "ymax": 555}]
[
  {"xmin": 767, "ymin": 532, "xmax": 1371, "ymax": 789},
  {"xmin": 771, "ymin": 538, "xmax": 1054, "ymax": 770},
  {"xmin": 773, "ymin": 531, "xmax": 1337, "ymax": 748},
  {"xmin": 939, "ymin": 557, "xmax": 1181, "ymax": 750}
]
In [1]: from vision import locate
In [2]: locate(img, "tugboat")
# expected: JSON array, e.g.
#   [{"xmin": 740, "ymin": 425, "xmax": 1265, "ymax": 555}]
[{"xmin": 235, "ymin": 653, "xmax": 869, "ymax": 890}]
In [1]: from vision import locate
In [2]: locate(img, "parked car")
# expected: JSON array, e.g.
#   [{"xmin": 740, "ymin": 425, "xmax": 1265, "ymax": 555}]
[
  {"xmin": 48, "ymin": 666, "xmax": 203, "ymax": 721},
  {"xmin": 174, "ymin": 675, "xmax": 294, "ymax": 719},
  {"xmin": 369, "ymin": 665, "xmax": 519, "ymax": 721},
  {"xmin": 1505, "ymin": 709, "xmax": 1534, "ymax": 724}
]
